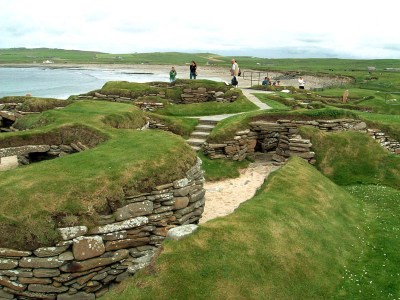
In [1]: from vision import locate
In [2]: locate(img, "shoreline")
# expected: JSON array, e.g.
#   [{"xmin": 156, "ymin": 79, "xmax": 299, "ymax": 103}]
[{"xmin": 0, "ymin": 63, "xmax": 348, "ymax": 89}]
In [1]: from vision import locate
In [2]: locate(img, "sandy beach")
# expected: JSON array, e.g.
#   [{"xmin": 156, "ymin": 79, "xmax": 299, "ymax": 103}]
[{"xmin": 1, "ymin": 62, "xmax": 344, "ymax": 89}]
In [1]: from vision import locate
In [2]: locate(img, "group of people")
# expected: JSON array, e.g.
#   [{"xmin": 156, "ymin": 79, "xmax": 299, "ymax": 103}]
[
  {"xmin": 168, "ymin": 60, "xmax": 308, "ymax": 91},
  {"xmin": 169, "ymin": 59, "xmax": 241, "ymax": 87},
  {"xmin": 169, "ymin": 61, "xmax": 197, "ymax": 82},
  {"xmin": 262, "ymin": 77, "xmax": 280, "ymax": 86}
]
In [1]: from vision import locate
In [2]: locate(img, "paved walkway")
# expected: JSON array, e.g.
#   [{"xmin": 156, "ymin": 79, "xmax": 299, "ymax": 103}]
[
  {"xmin": 198, "ymin": 88, "xmax": 274, "ymax": 122},
  {"xmin": 186, "ymin": 87, "xmax": 275, "ymax": 150}
]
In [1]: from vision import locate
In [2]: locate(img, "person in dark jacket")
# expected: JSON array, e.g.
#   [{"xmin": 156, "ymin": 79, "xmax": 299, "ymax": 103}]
[{"xmin": 190, "ymin": 61, "xmax": 197, "ymax": 79}]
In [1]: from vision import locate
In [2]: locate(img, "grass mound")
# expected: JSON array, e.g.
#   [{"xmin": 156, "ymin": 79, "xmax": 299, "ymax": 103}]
[
  {"xmin": 0, "ymin": 100, "xmax": 196, "ymax": 249},
  {"xmin": 103, "ymin": 157, "xmax": 362, "ymax": 299},
  {"xmin": 301, "ymin": 127, "xmax": 400, "ymax": 189},
  {"xmin": 1, "ymin": 96, "xmax": 73, "ymax": 112}
]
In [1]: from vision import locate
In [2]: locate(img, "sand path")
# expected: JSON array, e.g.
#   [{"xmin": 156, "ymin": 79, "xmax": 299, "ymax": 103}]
[{"xmin": 199, "ymin": 159, "xmax": 279, "ymax": 223}]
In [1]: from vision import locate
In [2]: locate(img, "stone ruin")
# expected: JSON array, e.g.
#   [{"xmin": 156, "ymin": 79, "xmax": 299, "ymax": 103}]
[
  {"xmin": 203, "ymin": 119, "xmax": 400, "ymax": 163},
  {"xmin": 0, "ymin": 158, "xmax": 205, "ymax": 299}
]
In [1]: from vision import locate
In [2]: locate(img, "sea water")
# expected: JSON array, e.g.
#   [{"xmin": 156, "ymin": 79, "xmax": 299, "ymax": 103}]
[{"xmin": 0, "ymin": 67, "xmax": 171, "ymax": 99}]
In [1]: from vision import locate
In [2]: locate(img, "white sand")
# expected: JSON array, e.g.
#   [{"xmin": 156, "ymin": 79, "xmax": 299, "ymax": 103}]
[{"xmin": 200, "ymin": 162, "xmax": 279, "ymax": 223}]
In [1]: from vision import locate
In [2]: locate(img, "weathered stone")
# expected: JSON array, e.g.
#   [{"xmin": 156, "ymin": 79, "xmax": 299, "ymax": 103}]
[
  {"xmin": 190, "ymin": 189, "xmax": 205, "ymax": 203},
  {"xmin": 173, "ymin": 186, "xmax": 191, "ymax": 197},
  {"xmin": 2, "ymin": 287, "xmax": 56, "ymax": 299},
  {"xmin": 353, "ymin": 121, "xmax": 367, "ymax": 130},
  {"xmin": 0, "ymin": 269, "xmax": 32, "ymax": 277},
  {"xmin": 0, "ymin": 248, "xmax": 31, "ymax": 258},
  {"xmin": 127, "ymin": 262, "xmax": 149, "ymax": 274},
  {"xmin": 173, "ymin": 197, "xmax": 189, "ymax": 210},
  {"xmin": 76, "ymin": 272, "xmax": 97, "ymax": 285},
  {"xmin": 28, "ymin": 284, "xmax": 68, "ymax": 293},
  {"xmin": 152, "ymin": 227, "xmax": 171, "ymax": 237},
  {"xmin": 0, "ymin": 259, "xmax": 18, "ymax": 269},
  {"xmin": 58, "ymin": 251, "xmax": 74, "ymax": 261},
  {"xmin": 34, "ymin": 245, "xmax": 70, "ymax": 258},
  {"xmin": 173, "ymin": 178, "xmax": 189, "ymax": 189},
  {"xmin": 73, "ymin": 236, "xmax": 105, "ymax": 261},
  {"xmin": 33, "ymin": 269, "xmax": 61, "ymax": 278},
  {"xmin": 19, "ymin": 277, "xmax": 52, "ymax": 284},
  {"xmin": 153, "ymin": 206, "xmax": 173, "ymax": 214},
  {"xmin": 19, "ymin": 257, "xmax": 64, "ymax": 269},
  {"xmin": 60, "ymin": 249, "xmax": 129, "ymax": 273},
  {"xmin": 58, "ymin": 226, "xmax": 88, "ymax": 241},
  {"xmin": 167, "ymin": 224, "xmax": 198, "ymax": 240},
  {"xmin": 105, "ymin": 237, "xmax": 150, "ymax": 251},
  {"xmin": 114, "ymin": 201, "xmax": 153, "ymax": 221},
  {"xmin": 53, "ymin": 267, "xmax": 103, "ymax": 283},
  {"xmin": 89, "ymin": 217, "xmax": 148, "ymax": 234},
  {"xmin": 92, "ymin": 272, "xmax": 108, "ymax": 281},
  {"xmin": 57, "ymin": 291, "xmax": 95, "ymax": 300},
  {"xmin": 0, "ymin": 275, "xmax": 27, "ymax": 291},
  {"xmin": 0, "ymin": 289, "xmax": 14, "ymax": 299},
  {"xmin": 102, "ymin": 231, "xmax": 128, "ymax": 241}
]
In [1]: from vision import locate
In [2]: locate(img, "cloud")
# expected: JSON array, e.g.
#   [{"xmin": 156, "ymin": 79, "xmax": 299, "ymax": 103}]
[{"xmin": 0, "ymin": 0, "xmax": 399, "ymax": 58}]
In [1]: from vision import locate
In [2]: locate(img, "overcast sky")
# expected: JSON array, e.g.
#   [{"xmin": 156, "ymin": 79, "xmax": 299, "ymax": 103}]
[{"xmin": 0, "ymin": 0, "xmax": 399, "ymax": 59}]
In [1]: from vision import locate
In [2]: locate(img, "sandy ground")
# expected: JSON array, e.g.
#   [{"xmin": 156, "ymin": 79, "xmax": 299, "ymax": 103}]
[{"xmin": 199, "ymin": 161, "xmax": 279, "ymax": 223}]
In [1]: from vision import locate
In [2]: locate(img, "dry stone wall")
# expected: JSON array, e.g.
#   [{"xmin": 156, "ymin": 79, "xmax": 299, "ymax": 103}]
[
  {"xmin": 203, "ymin": 119, "xmax": 400, "ymax": 163},
  {"xmin": 0, "ymin": 143, "xmax": 87, "ymax": 167},
  {"xmin": 80, "ymin": 87, "xmax": 237, "ymax": 107},
  {"xmin": 0, "ymin": 158, "xmax": 205, "ymax": 299}
]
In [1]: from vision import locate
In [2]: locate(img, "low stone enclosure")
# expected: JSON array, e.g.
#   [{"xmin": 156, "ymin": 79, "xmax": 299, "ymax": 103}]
[
  {"xmin": 203, "ymin": 119, "xmax": 400, "ymax": 163},
  {"xmin": 0, "ymin": 158, "xmax": 205, "ymax": 300},
  {"xmin": 79, "ymin": 85, "xmax": 238, "ymax": 111}
]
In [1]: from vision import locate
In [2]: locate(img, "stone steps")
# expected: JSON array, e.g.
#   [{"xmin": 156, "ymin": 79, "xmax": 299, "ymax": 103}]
[{"xmin": 186, "ymin": 119, "xmax": 219, "ymax": 151}]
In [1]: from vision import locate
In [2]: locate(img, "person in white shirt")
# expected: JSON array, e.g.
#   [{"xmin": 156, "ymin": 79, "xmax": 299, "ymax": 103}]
[
  {"xmin": 298, "ymin": 77, "xmax": 305, "ymax": 89},
  {"xmin": 230, "ymin": 59, "xmax": 239, "ymax": 87}
]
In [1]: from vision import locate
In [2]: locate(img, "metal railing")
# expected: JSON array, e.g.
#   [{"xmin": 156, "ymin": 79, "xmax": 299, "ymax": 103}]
[{"xmin": 241, "ymin": 71, "xmax": 270, "ymax": 87}]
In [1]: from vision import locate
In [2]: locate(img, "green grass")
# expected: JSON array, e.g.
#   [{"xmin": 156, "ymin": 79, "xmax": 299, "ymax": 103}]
[
  {"xmin": 146, "ymin": 113, "xmax": 198, "ymax": 139},
  {"xmin": 156, "ymin": 94, "xmax": 258, "ymax": 116},
  {"xmin": 198, "ymin": 152, "xmax": 250, "ymax": 181},
  {"xmin": 0, "ymin": 101, "xmax": 196, "ymax": 249},
  {"xmin": 102, "ymin": 157, "xmax": 363, "ymax": 300},
  {"xmin": 334, "ymin": 185, "xmax": 400, "ymax": 299},
  {"xmin": 300, "ymin": 127, "xmax": 400, "ymax": 189},
  {"xmin": 252, "ymin": 93, "xmax": 291, "ymax": 110}
]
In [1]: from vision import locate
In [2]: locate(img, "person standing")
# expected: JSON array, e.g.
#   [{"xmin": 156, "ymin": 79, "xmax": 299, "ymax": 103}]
[
  {"xmin": 298, "ymin": 77, "xmax": 305, "ymax": 89},
  {"xmin": 342, "ymin": 89, "xmax": 349, "ymax": 103},
  {"xmin": 190, "ymin": 61, "xmax": 197, "ymax": 79},
  {"xmin": 169, "ymin": 67, "xmax": 177, "ymax": 83},
  {"xmin": 230, "ymin": 59, "xmax": 239, "ymax": 87}
]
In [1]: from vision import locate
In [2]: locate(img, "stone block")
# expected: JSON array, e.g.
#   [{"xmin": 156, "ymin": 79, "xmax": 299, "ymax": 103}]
[
  {"xmin": 114, "ymin": 201, "xmax": 153, "ymax": 221},
  {"xmin": 58, "ymin": 226, "xmax": 88, "ymax": 241},
  {"xmin": 60, "ymin": 249, "xmax": 129, "ymax": 273},
  {"xmin": 73, "ymin": 236, "xmax": 105, "ymax": 261}
]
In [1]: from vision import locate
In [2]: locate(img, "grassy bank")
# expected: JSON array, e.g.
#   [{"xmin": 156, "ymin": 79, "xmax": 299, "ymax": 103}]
[
  {"xmin": 301, "ymin": 127, "xmax": 400, "ymax": 189},
  {"xmin": 0, "ymin": 101, "xmax": 196, "ymax": 249},
  {"xmin": 103, "ymin": 157, "xmax": 363, "ymax": 299}
]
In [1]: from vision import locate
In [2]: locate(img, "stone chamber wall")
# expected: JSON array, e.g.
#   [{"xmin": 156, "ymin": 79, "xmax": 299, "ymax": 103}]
[
  {"xmin": 0, "ymin": 158, "xmax": 205, "ymax": 299},
  {"xmin": 0, "ymin": 143, "xmax": 86, "ymax": 166},
  {"xmin": 203, "ymin": 119, "xmax": 400, "ymax": 163}
]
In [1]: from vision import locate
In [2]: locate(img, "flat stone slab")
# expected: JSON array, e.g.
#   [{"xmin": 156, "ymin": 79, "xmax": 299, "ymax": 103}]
[{"xmin": 166, "ymin": 224, "xmax": 198, "ymax": 241}]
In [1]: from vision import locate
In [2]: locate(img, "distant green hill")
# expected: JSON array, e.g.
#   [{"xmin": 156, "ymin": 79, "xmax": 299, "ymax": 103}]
[{"xmin": 2, "ymin": 48, "xmax": 400, "ymax": 92}]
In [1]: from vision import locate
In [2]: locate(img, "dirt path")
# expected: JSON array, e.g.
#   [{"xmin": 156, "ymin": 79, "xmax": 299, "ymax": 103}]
[{"xmin": 199, "ymin": 160, "xmax": 279, "ymax": 223}]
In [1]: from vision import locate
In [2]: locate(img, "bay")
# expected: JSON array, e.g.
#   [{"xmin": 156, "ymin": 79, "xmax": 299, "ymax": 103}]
[{"xmin": 0, "ymin": 67, "xmax": 170, "ymax": 99}]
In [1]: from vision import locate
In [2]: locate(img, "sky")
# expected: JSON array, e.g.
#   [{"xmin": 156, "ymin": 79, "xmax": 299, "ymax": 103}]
[{"xmin": 0, "ymin": 0, "xmax": 399, "ymax": 59}]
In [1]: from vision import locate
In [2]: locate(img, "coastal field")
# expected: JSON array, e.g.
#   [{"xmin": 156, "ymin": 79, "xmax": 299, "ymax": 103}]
[{"xmin": 1, "ymin": 48, "xmax": 400, "ymax": 299}]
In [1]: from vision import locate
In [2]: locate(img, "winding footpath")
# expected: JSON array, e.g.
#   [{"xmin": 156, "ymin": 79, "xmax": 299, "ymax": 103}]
[{"xmin": 188, "ymin": 86, "xmax": 280, "ymax": 223}]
